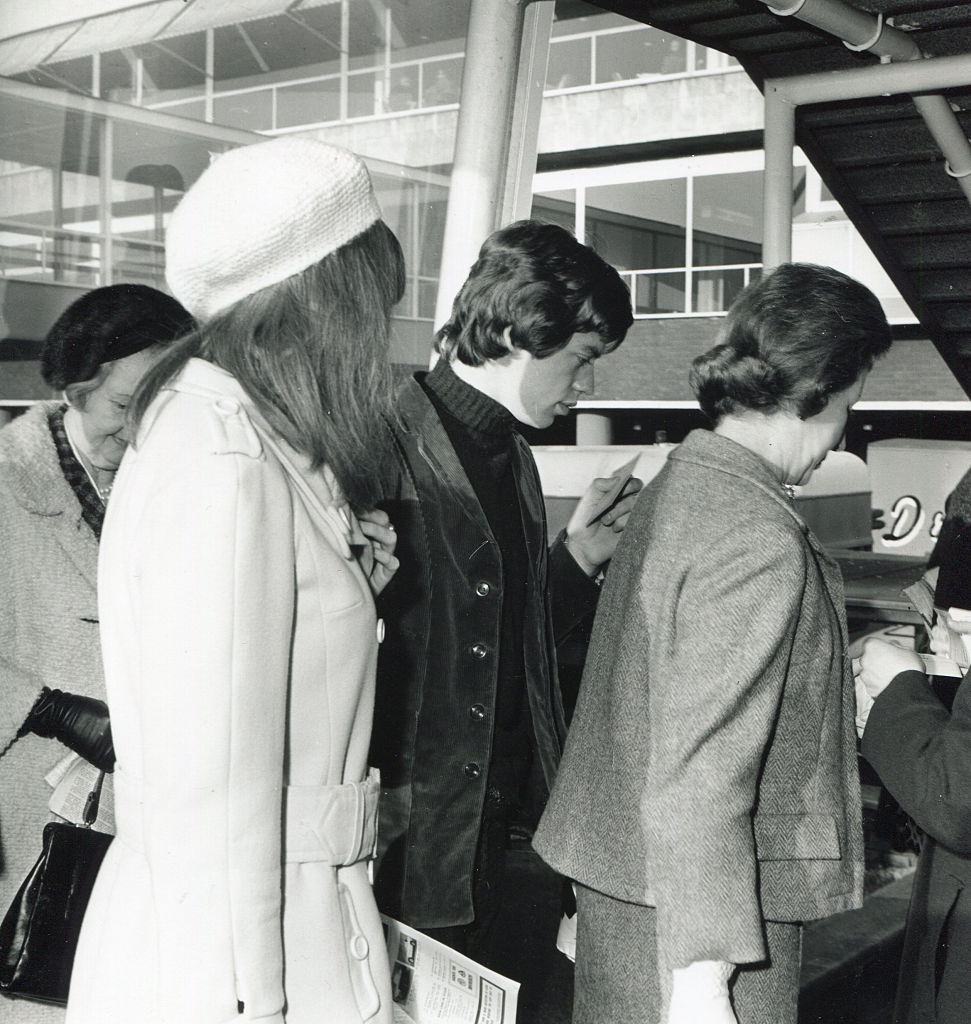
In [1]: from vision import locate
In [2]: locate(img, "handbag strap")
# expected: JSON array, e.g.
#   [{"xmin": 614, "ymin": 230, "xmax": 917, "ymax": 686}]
[{"xmin": 81, "ymin": 771, "xmax": 106, "ymax": 828}]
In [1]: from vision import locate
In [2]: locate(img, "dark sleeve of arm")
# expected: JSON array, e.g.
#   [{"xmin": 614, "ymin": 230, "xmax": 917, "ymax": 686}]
[
  {"xmin": 548, "ymin": 530, "xmax": 601, "ymax": 645},
  {"xmin": 862, "ymin": 669, "xmax": 971, "ymax": 855}
]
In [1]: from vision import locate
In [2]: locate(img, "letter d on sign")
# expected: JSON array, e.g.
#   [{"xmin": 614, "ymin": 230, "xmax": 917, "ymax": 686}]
[{"xmin": 882, "ymin": 495, "xmax": 924, "ymax": 549}]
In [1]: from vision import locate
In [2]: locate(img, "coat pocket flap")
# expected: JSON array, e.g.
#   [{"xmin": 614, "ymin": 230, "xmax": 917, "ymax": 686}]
[{"xmin": 754, "ymin": 813, "xmax": 841, "ymax": 862}]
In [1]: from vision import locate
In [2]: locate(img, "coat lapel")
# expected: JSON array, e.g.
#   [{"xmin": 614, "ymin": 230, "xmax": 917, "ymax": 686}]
[{"xmin": 399, "ymin": 378, "xmax": 495, "ymax": 541}]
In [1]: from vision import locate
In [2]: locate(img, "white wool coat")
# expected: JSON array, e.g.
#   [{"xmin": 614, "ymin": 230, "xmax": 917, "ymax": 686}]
[
  {"xmin": 0, "ymin": 402, "xmax": 106, "ymax": 1024},
  {"xmin": 66, "ymin": 359, "xmax": 392, "ymax": 1024}
]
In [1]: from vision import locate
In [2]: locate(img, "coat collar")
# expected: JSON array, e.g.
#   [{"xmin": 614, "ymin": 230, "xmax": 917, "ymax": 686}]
[
  {"xmin": 671, "ymin": 429, "xmax": 843, "ymax": 605},
  {"xmin": 0, "ymin": 401, "xmax": 100, "ymax": 589},
  {"xmin": 0, "ymin": 401, "xmax": 74, "ymax": 516},
  {"xmin": 155, "ymin": 358, "xmax": 365, "ymax": 557},
  {"xmin": 671, "ymin": 429, "xmax": 808, "ymax": 530},
  {"xmin": 396, "ymin": 374, "xmax": 495, "ymax": 536}
]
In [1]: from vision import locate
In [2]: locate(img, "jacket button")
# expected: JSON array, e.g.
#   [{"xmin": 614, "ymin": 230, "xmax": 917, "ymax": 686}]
[
  {"xmin": 350, "ymin": 934, "xmax": 369, "ymax": 960},
  {"xmin": 214, "ymin": 397, "xmax": 240, "ymax": 416},
  {"xmin": 470, "ymin": 643, "xmax": 488, "ymax": 660},
  {"xmin": 469, "ymin": 703, "xmax": 487, "ymax": 721},
  {"xmin": 376, "ymin": 618, "xmax": 385, "ymax": 643},
  {"xmin": 475, "ymin": 581, "xmax": 491, "ymax": 597},
  {"xmin": 463, "ymin": 762, "xmax": 482, "ymax": 779}
]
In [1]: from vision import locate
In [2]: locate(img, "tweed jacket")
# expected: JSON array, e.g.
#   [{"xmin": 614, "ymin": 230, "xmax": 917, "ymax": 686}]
[
  {"xmin": 66, "ymin": 359, "xmax": 391, "ymax": 1024},
  {"xmin": 534, "ymin": 429, "xmax": 864, "ymax": 969},
  {"xmin": 862, "ymin": 669, "xmax": 971, "ymax": 1023},
  {"xmin": 370, "ymin": 373, "xmax": 599, "ymax": 928},
  {"xmin": 0, "ymin": 403, "xmax": 106, "ymax": 1024}
]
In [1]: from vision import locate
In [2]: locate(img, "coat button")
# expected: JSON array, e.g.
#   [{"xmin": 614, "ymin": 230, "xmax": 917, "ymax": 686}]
[
  {"xmin": 350, "ymin": 934, "xmax": 369, "ymax": 960},
  {"xmin": 214, "ymin": 397, "xmax": 240, "ymax": 416},
  {"xmin": 469, "ymin": 703, "xmax": 487, "ymax": 721},
  {"xmin": 463, "ymin": 762, "xmax": 482, "ymax": 779},
  {"xmin": 470, "ymin": 643, "xmax": 488, "ymax": 660},
  {"xmin": 475, "ymin": 581, "xmax": 491, "ymax": 597},
  {"xmin": 376, "ymin": 618, "xmax": 385, "ymax": 643}
]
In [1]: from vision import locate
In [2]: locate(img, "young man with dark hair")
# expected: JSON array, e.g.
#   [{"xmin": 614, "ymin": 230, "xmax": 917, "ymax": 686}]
[{"xmin": 371, "ymin": 220, "xmax": 638, "ymax": 1019}]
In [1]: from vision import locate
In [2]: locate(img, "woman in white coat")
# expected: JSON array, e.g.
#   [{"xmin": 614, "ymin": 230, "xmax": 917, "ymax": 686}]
[{"xmin": 66, "ymin": 137, "xmax": 405, "ymax": 1024}]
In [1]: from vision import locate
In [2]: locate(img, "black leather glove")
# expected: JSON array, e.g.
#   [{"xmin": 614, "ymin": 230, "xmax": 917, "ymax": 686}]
[{"xmin": 20, "ymin": 687, "xmax": 115, "ymax": 772}]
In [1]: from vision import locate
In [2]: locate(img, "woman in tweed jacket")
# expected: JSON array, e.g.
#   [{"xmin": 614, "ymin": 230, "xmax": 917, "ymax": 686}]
[{"xmin": 534, "ymin": 264, "xmax": 892, "ymax": 1024}]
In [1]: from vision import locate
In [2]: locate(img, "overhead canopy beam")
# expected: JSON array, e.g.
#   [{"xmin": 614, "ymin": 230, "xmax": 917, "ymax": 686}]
[{"xmin": 762, "ymin": 51, "xmax": 971, "ymax": 269}]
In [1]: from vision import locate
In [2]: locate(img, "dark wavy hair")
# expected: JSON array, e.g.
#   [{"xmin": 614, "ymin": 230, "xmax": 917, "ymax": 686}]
[
  {"xmin": 690, "ymin": 262, "xmax": 892, "ymax": 423},
  {"xmin": 42, "ymin": 284, "xmax": 193, "ymax": 392},
  {"xmin": 437, "ymin": 220, "xmax": 633, "ymax": 365},
  {"xmin": 129, "ymin": 219, "xmax": 405, "ymax": 513}
]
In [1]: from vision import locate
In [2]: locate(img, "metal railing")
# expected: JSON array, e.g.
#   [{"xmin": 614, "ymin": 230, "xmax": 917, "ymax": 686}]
[
  {"xmin": 619, "ymin": 262, "xmax": 762, "ymax": 317},
  {"xmin": 144, "ymin": 24, "xmax": 739, "ymax": 133}
]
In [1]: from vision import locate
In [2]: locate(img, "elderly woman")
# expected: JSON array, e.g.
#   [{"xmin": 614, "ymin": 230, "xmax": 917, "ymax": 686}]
[
  {"xmin": 66, "ymin": 137, "xmax": 405, "ymax": 1024},
  {"xmin": 0, "ymin": 284, "xmax": 193, "ymax": 1023},
  {"xmin": 534, "ymin": 263, "xmax": 892, "ymax": 1024}
]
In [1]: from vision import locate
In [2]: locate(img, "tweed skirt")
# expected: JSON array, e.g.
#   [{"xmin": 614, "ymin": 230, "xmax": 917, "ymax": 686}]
[{"xmin": 573, "ymin": 885, "xmax": 802, "ymax": 1024}]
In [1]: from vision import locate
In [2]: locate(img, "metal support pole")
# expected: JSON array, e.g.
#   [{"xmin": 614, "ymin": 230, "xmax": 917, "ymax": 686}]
[
  {"xmin": 762, "ymin": 85, "xmax": 795, "ymax": 269},
  {"xmin": 501, "ymin": 1, "xmax": 554, "ymax": 225},
  {"xmin": 433, "ymin": 0, "xmax": 530, "ymax": 333},
  {"xmin": 576, "ymin": 412, "xmax": 613, "ymax": 445},
  {"xmin": 758, "ymin": 0, "xmax": 971, "ymax": 201}
]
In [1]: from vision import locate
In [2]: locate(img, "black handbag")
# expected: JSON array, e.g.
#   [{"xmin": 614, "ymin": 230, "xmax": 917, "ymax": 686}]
[{"xmin": 0, "ymin": 770, "xmax": 113, "ymax": 1005}]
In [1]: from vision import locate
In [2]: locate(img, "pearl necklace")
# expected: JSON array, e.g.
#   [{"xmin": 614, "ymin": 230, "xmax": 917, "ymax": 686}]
[{"xmin": 63, "ymin": 415, "xmax": 115, "ymax": 503}]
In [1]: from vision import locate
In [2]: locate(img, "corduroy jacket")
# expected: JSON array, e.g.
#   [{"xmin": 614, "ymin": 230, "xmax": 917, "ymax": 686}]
[
  {"xmin": 371, "ymin": 373, "xmax": 599, "ymax": 928},
  {"xmin": 534, "ymin": 429, "xmax": 864, "ymax": 969}
]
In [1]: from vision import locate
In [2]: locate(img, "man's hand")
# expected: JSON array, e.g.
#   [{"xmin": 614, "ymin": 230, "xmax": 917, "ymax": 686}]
[
  {"xmin": 358, "ymin": 509, "xmax": 399, "ymax": 597},
  {"xmin": 564, "ymin": 475, "xmax": 643, "ymax": 576},
  {"xmin": 853, "ymin": 637, "xmax": 925, "ymax": 703},
  {"xmin": 667, "ymin": 960, "xmax": 737, "ymax": 1024}
]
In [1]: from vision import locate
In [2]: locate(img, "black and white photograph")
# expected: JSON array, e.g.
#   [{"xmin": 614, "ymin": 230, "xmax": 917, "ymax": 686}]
[{"xmin": 1, "ymin": 2, "xmax": 970, "ymax": 1023}]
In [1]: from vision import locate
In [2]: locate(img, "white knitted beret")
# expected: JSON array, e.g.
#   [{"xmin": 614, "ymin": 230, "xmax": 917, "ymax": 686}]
[{"xmin": 165, "ymin": 136, "xmax": 381, "ymax": 321}]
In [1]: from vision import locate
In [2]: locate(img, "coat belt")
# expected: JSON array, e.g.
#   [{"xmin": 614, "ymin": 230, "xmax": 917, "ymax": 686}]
[
  {"xmin": 284, "ymin": 768, "xmax": 380, "ymax": 865},
  {"xmin": 113, "ymin": 767, "xmax": 380, "ymax": 867}
]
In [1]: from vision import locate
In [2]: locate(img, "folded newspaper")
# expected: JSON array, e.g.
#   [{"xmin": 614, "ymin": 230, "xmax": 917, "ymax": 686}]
[
  {"xmin": 45, "ymin": 752, "xmax": 116, "ymax": 833},
  {"xmin": 382, "ymin": 915, "xmax": 519, "ymax": 1024}
]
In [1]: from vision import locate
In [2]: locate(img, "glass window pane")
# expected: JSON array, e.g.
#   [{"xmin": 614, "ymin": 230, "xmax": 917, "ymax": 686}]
[
  {"xmin": 692, "ymin": 268, "xmax": 747, "ymax": 313},
  {"xmin": 348, "ymin": 70, "xmax": 383, "ymax": 118},
  {"xmin": 421, "ymin": 58, "xmax": 462, "ymax": 107},
  {"xmin": 0, "ymin": 99, "xmax": 104, "ymax": 286},
  {"xmin": 33, "ymin": 58, "xmax": 94, "ymax": 96},
  {"xmin": 100, "ymin": 50, "xmax": 136, "ymax": 103},
  {"xmin": 418, "ymin": 279, "xmax": 437, "ymax": 320},
  {"xmin": 388, "ymin": 65, "xmax": 420, "ymax": 112},
  {"xmin": 276, "ymin": 79, "xmax": 340, "ymax": 128},
  {"xmin": 212, "ymin": 90, "xmax": 273, "ymax": 131},
  {"xmin": 139, "ymin": 34, "xmax": 206, "ymax": 108},
  {"xmin": 109, "ymin": 120, "xmax": 231, "ymax": 287},
  {"xmin": 547, "ymin": 38, "xmax": 591, "ymax": 89},
  {"xmin": 634, "ymin": 272, "xmax": 685, "ymax": 314},
  {"xmin": 531, "ymin": 190, "xmax": 576, "ymax": 234},
  {"xmin": 637, "ymin": 30, "xmax": 688, "ymax": 78},
  {"xmin": 692, "ymin": 170, "xmax": 762, "ymax": 267},
  {"xmin": 416, "ymin": 187, "xmax": 448, "ymax": 278},
  {"xmin": 585, "ymin": 179, "xmax": 687, "ymax": 271},
  {"xmin": 594, "ymin": 29, "xmax": 652, "ymax": 85}
]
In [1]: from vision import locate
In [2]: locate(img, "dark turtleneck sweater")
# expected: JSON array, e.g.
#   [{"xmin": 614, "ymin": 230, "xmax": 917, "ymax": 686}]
[{"xmin": 420, "ymin": 358, "xmax": 535, "ymax": 822}]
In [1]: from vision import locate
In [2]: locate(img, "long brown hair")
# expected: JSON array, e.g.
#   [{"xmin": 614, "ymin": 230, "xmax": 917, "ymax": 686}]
[{"xmin": 130, "ymin": 219, "xmax": 405, "ymax": 512}]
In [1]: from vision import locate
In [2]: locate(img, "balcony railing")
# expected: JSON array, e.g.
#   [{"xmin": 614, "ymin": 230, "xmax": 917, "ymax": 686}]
[{"xmin": 620, "ymin": 263, "xmax": 762, "ymax": 317}]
